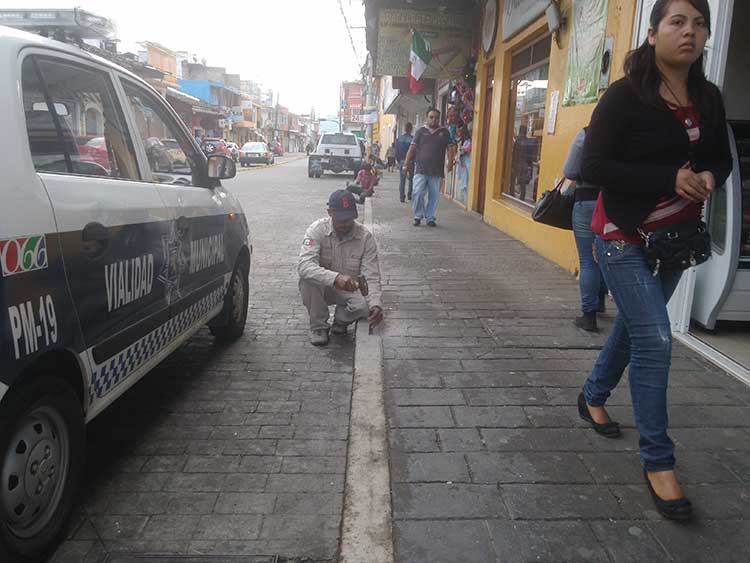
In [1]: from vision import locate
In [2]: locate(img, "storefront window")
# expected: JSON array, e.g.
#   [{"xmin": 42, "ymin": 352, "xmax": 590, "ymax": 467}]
[{"xmin": 503, "ymin": 36, "xmax": 551, "ymax": 205}]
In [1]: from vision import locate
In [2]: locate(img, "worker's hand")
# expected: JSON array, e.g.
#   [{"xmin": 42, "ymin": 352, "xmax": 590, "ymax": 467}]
[
  {"xmin": 696, "ymin": 170, "xmax": 716, "ymax": 194},
  {"xmin": 368, "ymin": 306, "xmax": 383, "ymax": 327},
  {"xmin": 334, "ymin": 274, "xmax": 359, "ymax": 292},
  {"xmin": 402, "ymin": 163, "xmax": 410, "ymax": 174},
  {"xmin": 675, "ymin": 168, "xmax": 712, "ymax": 203}
]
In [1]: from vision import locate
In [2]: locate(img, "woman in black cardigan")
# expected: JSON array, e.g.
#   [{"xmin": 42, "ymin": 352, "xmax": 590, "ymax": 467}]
[{"xmin": 579, "ymin": 0, "xmax": 732, "ymax": 520}]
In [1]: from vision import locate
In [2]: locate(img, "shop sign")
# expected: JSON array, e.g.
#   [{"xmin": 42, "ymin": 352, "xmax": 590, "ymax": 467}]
[
  {"xmin": 375, "ymin": 8, "xmax": 473, "ymax": 79},
  {"xmin": 563, "ymin": 0, "xmax": 609, "ymax": 106},
  {"xmin": 502, "ymin": 0, "xmax": 549, "ymax": 42}
]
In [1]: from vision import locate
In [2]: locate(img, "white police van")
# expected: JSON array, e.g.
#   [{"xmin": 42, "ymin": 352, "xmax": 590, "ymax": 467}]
[{"xmin": 0, "ymin": 26, "xmax": 252, "ymax": 561}]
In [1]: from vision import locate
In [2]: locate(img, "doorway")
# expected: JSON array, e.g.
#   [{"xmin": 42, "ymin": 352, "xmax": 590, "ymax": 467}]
[
  {"xmin": 686, "ymin": 0, "xmax": 750, "ymax": 377},
  {"xmin": 475, "ymin": 61, "xmax": 494, "ymax": 216}
]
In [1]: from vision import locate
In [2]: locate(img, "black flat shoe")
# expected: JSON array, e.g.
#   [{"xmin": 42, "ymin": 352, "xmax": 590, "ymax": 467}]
[
  {"xmin": 577, "ymin": 393, "xmax": 621, "ymax": 438},
  {"xmin": 644, "ymin": 470, "xmax": 693, "ymax": 521}
]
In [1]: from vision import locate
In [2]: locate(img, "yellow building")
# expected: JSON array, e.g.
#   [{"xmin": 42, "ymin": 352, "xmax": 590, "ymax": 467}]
[{"xmin": 468, "ymin": 0, "xmax": 636, "ymax": 275}]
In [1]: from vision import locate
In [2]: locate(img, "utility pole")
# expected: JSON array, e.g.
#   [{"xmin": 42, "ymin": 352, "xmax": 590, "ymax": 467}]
[{"xmin": 339, "ymin": 82, "xmax": 343, "ymax": 133}]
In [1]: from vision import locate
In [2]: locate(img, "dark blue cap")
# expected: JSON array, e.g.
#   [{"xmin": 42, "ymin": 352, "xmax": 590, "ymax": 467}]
[{"xmin": 327, "ymin": 189, "xmax": 358, "ymax": 220}]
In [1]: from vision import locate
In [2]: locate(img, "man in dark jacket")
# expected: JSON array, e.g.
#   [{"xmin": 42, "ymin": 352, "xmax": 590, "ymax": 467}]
[{"xmin": 395, "ymin": 122, "xmax": 414, "ymax": 202}]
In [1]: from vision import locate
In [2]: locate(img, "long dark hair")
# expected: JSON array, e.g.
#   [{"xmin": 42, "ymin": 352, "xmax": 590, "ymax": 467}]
[{"xmin": 624, "ymin": 0, "xmax": 714, "ymax": 118}]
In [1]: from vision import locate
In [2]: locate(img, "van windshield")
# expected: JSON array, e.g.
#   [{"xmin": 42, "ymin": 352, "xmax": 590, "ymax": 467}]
[{"xmin": 321, "ymin": 134, "xmax": 357, "ymax": 146}]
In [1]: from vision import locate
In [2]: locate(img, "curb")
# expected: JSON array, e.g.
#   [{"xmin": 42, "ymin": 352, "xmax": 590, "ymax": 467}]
[{"xmin": 339, "ymin": 198, "xmax": 394, "ymax": 563}]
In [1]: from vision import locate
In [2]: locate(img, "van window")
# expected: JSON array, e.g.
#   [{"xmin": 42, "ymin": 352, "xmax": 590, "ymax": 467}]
[
  {"xmin": 122, "ymin": 81, "xmax": 199, "ymax": 186},
  {"xmin": 21, "ymin": 57, "xmax": 139, "ymax": 180},
  {"xmin": 321, "ymin": 133, "xmax": 357, "ymax": 146}
]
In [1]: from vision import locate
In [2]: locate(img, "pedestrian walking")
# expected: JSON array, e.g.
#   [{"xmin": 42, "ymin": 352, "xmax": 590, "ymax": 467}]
[
  {"xmin": 386, "ymin": 143, "xmax": 396, "ymax": 172},
  {"xmin": 395, "ymin": 122, "xmax": 414, "ymax": 202},
  {"xmin": 403, "ymin": 108, "xmax": 456, "ymax": 226},
  {"xmin": 563, "ymin": 128, "xmax": 608, "ymax": 332},
  {"xmin": 579, "ymin": 0, "xmax": 732, "ymax": 521},
  {"xmin": 298, "ymin": 190, "xmax": 384, "ymax": 346}
]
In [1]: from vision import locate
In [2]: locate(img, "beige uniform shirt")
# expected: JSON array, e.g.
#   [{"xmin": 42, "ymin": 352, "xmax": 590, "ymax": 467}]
[{"xmin": 298, "ymin": 217, "xmax": 383, "ymax": 310}]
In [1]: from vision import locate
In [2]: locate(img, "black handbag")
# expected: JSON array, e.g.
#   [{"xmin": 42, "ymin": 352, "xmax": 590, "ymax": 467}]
[
  {"xmin": 532, "ymin": 178, "xmax": 574, "ymax": 230},
  {"xmin": 638, "ymin": 219, "xmax": 711, "ymax": 276}
]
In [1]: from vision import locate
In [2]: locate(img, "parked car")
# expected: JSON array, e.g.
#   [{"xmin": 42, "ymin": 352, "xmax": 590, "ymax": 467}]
[
  {"xmin": 269, "ymin": 140, "xmax": 284, "ymax": 156},
  {"xmin": 200, "ymin": 137, "xmax": 228, "ymax": 156},
  {"xmin": 78, "ymin": 135, "xmax": 110, "ymax": 170},
  {"xmin": 240, "ymin": 142, "xmax": 274, "ymax": 166},
  {"xmin": 225, "ymin": 141, "xmax": 239, "ymax": 162},
  {"xmin": 0, "ymin": 25, "xmax": 252, "ymax": 562},
  {"xmin": 308, "ymin": 132, "xmax": 364, "ymax": 178}
]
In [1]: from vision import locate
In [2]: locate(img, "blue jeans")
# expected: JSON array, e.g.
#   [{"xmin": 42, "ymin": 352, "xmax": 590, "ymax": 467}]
[
  {"xmin": 398, "ymin": 162, "xmax": 413, "ymax": 201},
  {"xmin": 572, "ymin": 200, "xmax": 607, "ymax": 313},
  {"xmin": 584, "ymin": 237, "xmax": 683, "ymax": 472},
  {"xmin": 412, "ymin": 174, "xmax": 441, "ymax": 221}
]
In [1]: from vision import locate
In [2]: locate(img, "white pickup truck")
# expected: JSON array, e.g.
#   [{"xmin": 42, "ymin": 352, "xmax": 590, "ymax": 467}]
[{"xmin": 308, "ymin": 132, "xmax": 364, "ymax": 178}]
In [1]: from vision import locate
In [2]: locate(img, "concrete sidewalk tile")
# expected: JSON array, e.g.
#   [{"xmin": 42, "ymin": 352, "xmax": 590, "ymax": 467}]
[
  {"xmin": 390, "ymin": 452, "xmax": 471, "ymax": 483},
  {"xmin": 390, "ymin": 388, "xmax": 466, "ymax": 406},
  {"xmin": 437, "ymin": 428, "xmax": 486, "ymax": 451},
  {"xmin": 183, "ymin": 455, "xmax": 242, "ymax": 473},
  {"xmin": 89, "ymin": 515, "xmax": 149, "ymax": 540},
  {"xmin": 386, "ymin": 372, "xmax": 444, "ymax": 388},
  {"xmin": 671, "ymin": 428, "xmax": 750, "ymax": 450},
  {"xmin": 590, "ymin": 521, "xmax": 669, "ymax": 563},
  {"xmin": 580, "ymin": 452, "xmax": 645, "ymax": 484},
  {"xmin": 441, "ymin": 372, "xmax": 531, "ymax": 388},
  {"xmin": 104, "ymin": 492, "xmax": 172, "ymax": 515},
  {"xmin": 275, "ymin": 439, "xmax": 347, "ymax": 456},
  {"xmin": 392, "ymin": 483, "xmax": 507, "ymax": 519},
  {"xmin": 163, "ymin": 473, "xmax": 226, "ymax": 492},
  {"xmin": 464, "ymin": 387, "xmax": 550, "ymax": 406},
  {"xmin": 259, "ymin": 513, "xmax": 339, "ymax": 539},
  {"xmin": 394, "ymin": 520, "xmax": 496, "ymax": 563},
  {"xmin": 222, "ymin": 473, "xmax": 269, "ymax": 492},
  {"xmin": 266, "ymin": 473, "xmax": 344, "ymax": 493},
  {"xmin": 47, "ymin": 541, "xmax": 97, "ymax": 563},
  {"xmin": 686, "ymin": 484, "xmax": 750, "ymax": 519},
  {"xmin": 194, "ymin": 514, "xmax": 263, "ymax": 540},
  {"xmin": 501, "ymin": 484, "xmax": 623, "ymax": 519},
  {"xmin": 480, "ymin": 428, "xmax": 594, "ymax": 451},
  {"xmin": 281, "ymin": 455, "xmax": 346, "ymax": 474},
  {"xmin": 606, "ymin": 484, "xmax": 663, "ymax": 520},
  {"xmin": 214, "ymin": 492, "xmax": 276, "ymax": 514},
  {"xmin": 389, "ymin": 405, "xmax": 455, "ymax": 428},
  {"xmin": 237, "ymin": 455, "xmax": 283, "ymax": 473},
  {"xmin": 140, "ymin": 514, "xmax": 200, "ymax": 539},
  {"xmin": 488, "ymin": 520, "xmax": 608, "ymax": 562},
  {"xmin": 466, "ymin": 452, "xmax": 593, "ymax": 484},
  {"xmin": 141, "ymin": 455, "xmax": 188, "ymax": 473},
  {"xmin": 390, "ymin": 428, "xmax": 440, "ymax": 452},
  {"xmin": 524, "ymin": 405, "xmax": 589, "ymax": 428},
  {"xmin": 648, "ymin": 520, "xmax": 750, "ymax": 562},
  {"xmin": 166, "ymin": 492, "xmax": 219, "ymax": 515},
  {"xmin": 452, "ymin": 406, "xmax": 529, "ymax": 427},
  {"xmin": 716, "ymin": 451, "xmax": 750, "ymax": 482},
  {"xmin": 273, "ymin": 492, "xmax": 343, "ymax": 515}
]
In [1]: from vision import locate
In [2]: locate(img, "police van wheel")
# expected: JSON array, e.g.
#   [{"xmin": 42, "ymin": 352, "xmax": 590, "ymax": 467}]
[
  {"xmin": 211, "ymin": 260, "xmax": 249, "ymax": 341},
  {"xmin": 0, "ymin": 375, "xmax": 85, "ymax": 562}
]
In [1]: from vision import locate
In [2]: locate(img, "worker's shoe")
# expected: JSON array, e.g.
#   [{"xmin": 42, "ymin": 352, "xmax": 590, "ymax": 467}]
[
  {"xmin": 330, "ymin": 322, "xmax": 349, "ymax": 336},
  {"xmin": 575, "ymin": 312, "xmax": 598, "ymax": 332},
  {"xmin": 310, "ymin": 329, "xmax": 329, "ymax": 346}
]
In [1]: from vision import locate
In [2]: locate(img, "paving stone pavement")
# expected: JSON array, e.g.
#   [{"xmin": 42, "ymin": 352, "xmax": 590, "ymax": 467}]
[
  {"xmin": 372, "ymin": 172, "xmax": 750, "ymax": 563},
  {"xmin": 49, "ymin": 158, "xmax": 356, "ymax": 563}
]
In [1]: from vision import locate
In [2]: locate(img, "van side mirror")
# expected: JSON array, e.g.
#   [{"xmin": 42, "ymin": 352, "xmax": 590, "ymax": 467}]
[{"xmin": 207, "ymin": 154, "xmax": 236, "ymax": 180}]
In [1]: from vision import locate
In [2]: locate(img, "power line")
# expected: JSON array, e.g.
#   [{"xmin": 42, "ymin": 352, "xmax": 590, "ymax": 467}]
[{"xmin": 337, "ymin": 0, "xmax": 361, "ymax": 66}]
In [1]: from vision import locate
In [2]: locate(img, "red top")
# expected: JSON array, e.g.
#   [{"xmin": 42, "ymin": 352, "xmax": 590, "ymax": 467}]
[{"xmin": 592, "ymin": 104, "xmax": 702, "ymax": 243}]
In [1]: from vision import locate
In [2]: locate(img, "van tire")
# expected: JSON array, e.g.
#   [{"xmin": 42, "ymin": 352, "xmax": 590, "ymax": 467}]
[
  {"xmin": 210, "ymin": 258, "xmax": 249, "ymax": 341},
  {"xmin": 0, "ymin": 375, "xmax": 85, "ymax": 563}
]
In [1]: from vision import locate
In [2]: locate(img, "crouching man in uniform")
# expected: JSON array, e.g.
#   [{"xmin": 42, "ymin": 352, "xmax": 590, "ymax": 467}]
[{"xmin": 298, "ymin": 189, "xmax": 384, "ymax": 346}]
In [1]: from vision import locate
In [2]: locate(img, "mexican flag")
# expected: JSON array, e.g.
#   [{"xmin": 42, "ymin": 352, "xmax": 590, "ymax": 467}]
[{"xmin": 409, "ymin": 30, "xmax": 431, "ymax": 94}]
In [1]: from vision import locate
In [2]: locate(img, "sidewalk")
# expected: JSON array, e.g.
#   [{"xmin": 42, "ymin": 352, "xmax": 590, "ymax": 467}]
[{"xmin": 371, "ymin": 172, "xmax": 750, "ymax": 562}]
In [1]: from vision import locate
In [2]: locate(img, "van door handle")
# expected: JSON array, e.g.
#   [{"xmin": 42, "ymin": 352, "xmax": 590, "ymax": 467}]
[{"xmin": 82, "ymin": 222, "xmax": 108, "ymax": 242}]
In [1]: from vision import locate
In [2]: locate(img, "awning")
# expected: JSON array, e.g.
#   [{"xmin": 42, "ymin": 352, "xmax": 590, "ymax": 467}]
[
  {"xmin": 166, "ymin": 86, "xmax": 200, "ymax": 103},
  {"xmin": 384, "ymin": 92, "xmax": 431, "ymax": 116}
]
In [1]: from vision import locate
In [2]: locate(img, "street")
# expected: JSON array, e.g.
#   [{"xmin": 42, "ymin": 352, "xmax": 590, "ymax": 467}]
[
  {"xmin": 50, "ymin": 156, "xmax": 356, "ymax": 563},
  {"xmin": 47, "ymin": 162, "xmax": 750, "ymax": 563}
]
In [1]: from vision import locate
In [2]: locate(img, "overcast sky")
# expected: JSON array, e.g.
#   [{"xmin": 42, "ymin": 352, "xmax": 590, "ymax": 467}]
[{"xmin": 1, "ymin": 0, "xmax": 368, "ymax": 116}]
